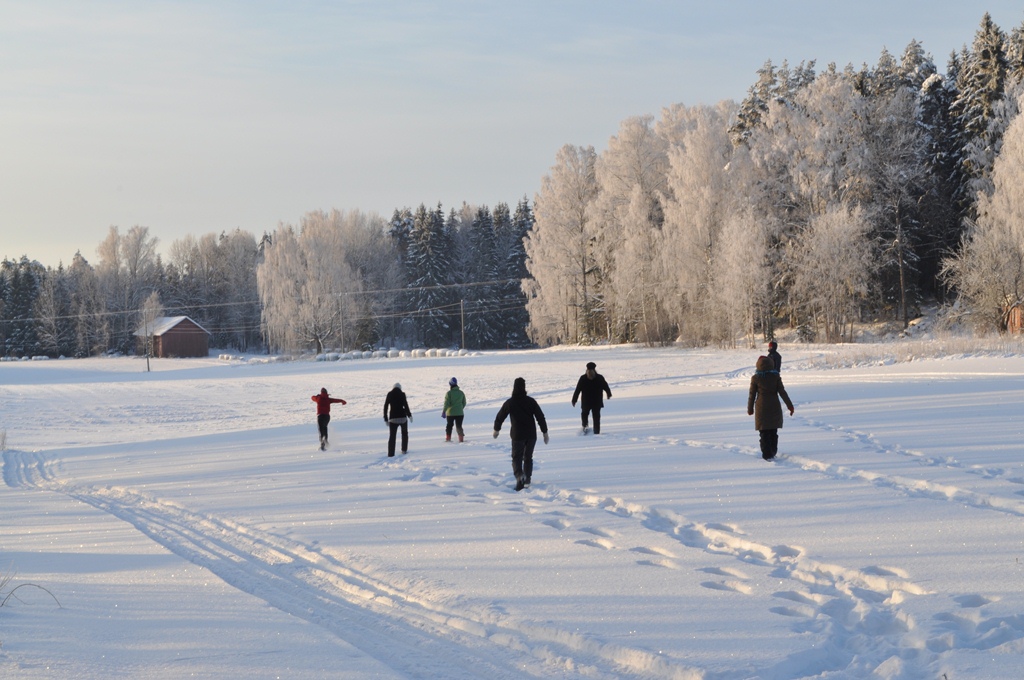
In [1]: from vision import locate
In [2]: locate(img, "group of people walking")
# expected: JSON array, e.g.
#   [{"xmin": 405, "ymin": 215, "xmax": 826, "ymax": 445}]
[
  {"xmin": 312, "ymin": 343, "xmax": 795, "ymax": 488},
  {"xmin": 310, "ymin": 361, "xmax": 615, "ymax": 490}
]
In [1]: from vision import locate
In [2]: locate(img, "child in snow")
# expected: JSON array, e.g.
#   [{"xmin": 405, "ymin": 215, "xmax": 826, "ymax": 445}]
[
  {"xmin": 443, "ymin": 377, "xmax": 467, "ymax": 442},
  {"xmin": 311, "ymin": 388, "xmax": 346, "ymax": 450},
  {"xmin": 383, "ymin": 383, "xmax": 413, "ymax": 457},
  {"xmin": 493, "ymin": 377, "xmax": 549, "ymax": 491},
  {"xmin": 747, "ymin": 356, "xmax": 794, "ymax": 461}
]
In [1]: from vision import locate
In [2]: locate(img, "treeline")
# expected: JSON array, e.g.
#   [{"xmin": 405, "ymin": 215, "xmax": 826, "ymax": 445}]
[
  {"xmin": 525, "ymin": 13, "xmax": 1024, "ymax": 345},
  {"xmin": 5, "ymin": 13, "xmax": 1023, "ymax": 357},
  {"xmin": 0, "ymin": 201, "xmax": 534, "ymax": 357}
]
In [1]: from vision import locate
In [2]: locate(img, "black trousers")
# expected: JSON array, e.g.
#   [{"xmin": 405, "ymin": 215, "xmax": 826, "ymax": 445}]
[
  {"xmin": 388, "ymin": 421, "xmax": 409, "ymax": 456},
  {"xmin": 511, "ymin": 438, "xmax": 537, "ymax": 481},
  {"xmin": 445, "ymin": 415, "xmax": 464, "ymax": 437},
  {"xmin": 317, "ymin": 414, "xmax": 331, "ymax": 442},
  {"xmin": 581, "ymin": 407, "xmax": 602, "ymax": 434},
  {"xmin": 759, "ymin": 429, "xmax": 779, "ymax": 459}
]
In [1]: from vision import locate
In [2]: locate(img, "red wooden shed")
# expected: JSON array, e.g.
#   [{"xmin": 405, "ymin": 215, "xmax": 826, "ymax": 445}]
[{"xmin": 135, "ymin": 316, "xmax": 211, "ymax": 358}]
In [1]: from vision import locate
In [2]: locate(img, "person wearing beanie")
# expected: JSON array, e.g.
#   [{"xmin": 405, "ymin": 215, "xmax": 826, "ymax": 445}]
[
  {"xmin": 311, "ymin": 387, "xmax": 346, "ymax": 451},
  {"xmin": 492, "ymin": 377, "xmax": 549, "ymax": 491},
  {"xmin": 571, "ymin": 361, "xmax": 612, "ymax": 434},
  {"xmin": 747, "ymin": 355, "xmax": 794, "ymax": 460},
  {"xmin": 442, "ymin": 377, "xmax": 467, "ymax": 442},
  {"xmin": 767, "ymin": 341, "xmax": 782, "ymax": 372},
  {"xmin": 383, "ymin": 382, "xmax": 413, "ymax": 457}
]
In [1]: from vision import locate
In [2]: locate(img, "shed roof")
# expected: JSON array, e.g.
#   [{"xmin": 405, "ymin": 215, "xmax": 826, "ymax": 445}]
[{"xmin": 134, "ymin": 316, "xmax": 211, "ymax": 337}]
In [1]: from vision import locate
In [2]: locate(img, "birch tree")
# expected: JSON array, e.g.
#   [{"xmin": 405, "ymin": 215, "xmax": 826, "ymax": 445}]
[{"xmin": 524, "ymin": 144, "xmax": 599, "ymax": 345}]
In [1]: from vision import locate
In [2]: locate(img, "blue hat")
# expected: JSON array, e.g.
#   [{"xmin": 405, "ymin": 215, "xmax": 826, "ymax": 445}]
[{"xmin": 449, "ymin": 377, "xmax": 458, "ymax": 386}]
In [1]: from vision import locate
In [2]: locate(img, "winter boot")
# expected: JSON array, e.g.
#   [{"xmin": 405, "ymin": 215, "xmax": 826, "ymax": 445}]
[
  {"xmin": 458, "ymin": 434, "xmax": 464, "ymax": 443},
  {"xmin": 445, "ymin": 434, "xmax": 451, "ymax": 442},
  {"xmin": 515, "ymin": 475, "xmax": 526, "ymax": 492}
]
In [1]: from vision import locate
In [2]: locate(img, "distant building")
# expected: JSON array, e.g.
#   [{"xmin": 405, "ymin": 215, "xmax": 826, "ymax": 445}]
[{"xmin": 134, "ymin": 316, "xmax": 211, "ymax": 358}]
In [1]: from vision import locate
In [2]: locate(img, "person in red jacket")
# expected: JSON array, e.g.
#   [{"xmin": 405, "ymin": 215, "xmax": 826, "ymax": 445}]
[{"xmin": 312, "ymin": 387, "xmax": 346, "ymax": 450}]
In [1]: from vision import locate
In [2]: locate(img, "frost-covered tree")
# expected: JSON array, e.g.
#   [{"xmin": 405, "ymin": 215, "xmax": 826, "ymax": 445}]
[
  {"xmin": 592, "ymin": 115, "xmax": 669, "ymax": 341},
  {"xmin": 95, "ymin": 225, "xmax": 160, "ymax": 353},
  {"xmin": 790, "ymin": 203, "xmax": 875, "ymax": 342},
  {"xmin": 709, "ymin": 205, "xmax": 772, "ymax": 346},
  {"xmin": 943, "ymin": 101, "xmax": 1024, "ymax": 330},
  {"xmin": 34, "ymin": 264, "xmax": 75, "ymax": 357},
  {"xmin": 864, "ymin": 86, "xmax": 931, "ymax": 327},
  {"xmin": 257, "ymin": 212, "xmax": 361, "ymax": 353},
  {"xmin": 659, "ymin": 101, "xmax": 738, "ymax": 343},
  {"xmin": 524, "ymin": 144, "xmax": 599, "ymax": 345},
  {"xmin": 950, "ymin": 14, "xmax": 1009, "ymax": 219}
]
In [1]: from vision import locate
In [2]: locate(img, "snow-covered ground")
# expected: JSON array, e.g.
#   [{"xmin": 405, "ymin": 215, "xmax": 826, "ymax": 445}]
[{"xmin": 2, "ymin": 344, "xmax": 1023, "ymax": 679}]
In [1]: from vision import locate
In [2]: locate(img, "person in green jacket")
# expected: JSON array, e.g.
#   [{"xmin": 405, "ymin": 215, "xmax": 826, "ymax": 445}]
[{"xmin": 443, "ymin": 377, "xmax": 467, "ymax": 442}]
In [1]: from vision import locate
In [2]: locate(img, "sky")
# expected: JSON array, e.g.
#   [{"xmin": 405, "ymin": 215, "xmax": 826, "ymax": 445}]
[{"xmin": 2, "ymin": 1, "xmax": 1023, "ymax": 268}]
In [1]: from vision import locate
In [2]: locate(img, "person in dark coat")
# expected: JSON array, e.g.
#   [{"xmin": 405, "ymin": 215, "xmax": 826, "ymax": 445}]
[
  {"xmin": 767, "ymin": 341, "xmax": 782, "ymax": 372},
  {"xmin": 493, "ymin": 377, "xmax": 549, "ymax": 491},
  {"xmin": 311, "ymin": 387, "xmax": 346, "ymax": 450},
  {"xmin": 571, "ymin": 361, "xmax": 612, "ymax": 434},
  {"xmin": 747, "ymin": 355, "xmax": 795, "ymax": 460},
  {"xmin": 383, "ymin": 383, "xmax": 413, "ymax": 457}
]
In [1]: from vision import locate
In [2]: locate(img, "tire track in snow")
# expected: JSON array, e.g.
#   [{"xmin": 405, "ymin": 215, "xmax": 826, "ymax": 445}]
[{"xmin": 2, "ymin": 449, "xmax": 704, "ymax": 680}]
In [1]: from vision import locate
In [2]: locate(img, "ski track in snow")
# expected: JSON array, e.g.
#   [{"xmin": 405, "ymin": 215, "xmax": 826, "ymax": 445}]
[{"xmin": 3, "ymin": 449, "xmax": 704, "ymax": 680}]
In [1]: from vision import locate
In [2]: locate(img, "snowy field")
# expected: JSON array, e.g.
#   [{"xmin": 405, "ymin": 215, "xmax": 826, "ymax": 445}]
[{"xmin": 2, "ymin": 344, "xmax": 1023, "ymax": 679}]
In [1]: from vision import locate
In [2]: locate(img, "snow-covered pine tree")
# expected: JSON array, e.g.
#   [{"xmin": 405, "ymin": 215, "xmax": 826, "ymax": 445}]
[
  {"xmin": 462, "ymin": 205, "xmax": 501, "ymax": 349},
  {"xmin": 950, "ymin": 14, "xmax": 1009, "ymax": 221},
  {"xmin": 406, "ymin": 204, "xmax": 453, "ymax": 348}
]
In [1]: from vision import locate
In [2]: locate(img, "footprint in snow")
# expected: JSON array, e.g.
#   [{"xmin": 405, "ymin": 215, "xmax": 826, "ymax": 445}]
[
  {"xmin": 631, "ymin": 546, "xmax": 677, "ymax": 559},
  {"xmin": 701, "ymin": 580, "xmax": 753, "ymax": 595},
  {"xmin": 954, "ymin": 593, "xmax": 999, "ymax": 608},
  {"xmin": 579, "ymin": 526, "xmax": 617, "ymax": 538},
  {"xmin": 542, "ymin": 517, "xmax": 571, "ymax": 531},
  {"xmin": 576, "ymin": 537, "xmax": 616, "ymax": 550},
  {"xmin": 773, "ymin": 590, "xmax": 829, "ymax": 606},
  {"xmin": 637, "ymin": 558, "xmax": 679, "ymax": 569},
  {"xmin": 699, "ymin": 566, "xmax": 749, "ymax": 580}
]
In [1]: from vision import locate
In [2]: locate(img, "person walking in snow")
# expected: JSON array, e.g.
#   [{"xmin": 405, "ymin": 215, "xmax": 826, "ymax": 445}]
[
  {"xmin": 383, "ymin": 383, "xmax": 413, "ymax": 457},
  {"xmin": 493, "ymin": 377, "xmax": 549, "ymax": 491},
  {"xmin": 311, "ymin": 387, "xmax": 346, "ymax": 451},
  {"xmin": 442, "ymin": 377, "xmax": 467, "ymax": 442},
  {"xmin": 767, "ymin": 341, "xmax": 782, "ymax": 372},
  {"xmin": 747, "ymin": 355, "xmax": 794, "ymax": 461},
  {"xmin": 571, "ymin": 361, "xmax": 612, "ymax": 434}
]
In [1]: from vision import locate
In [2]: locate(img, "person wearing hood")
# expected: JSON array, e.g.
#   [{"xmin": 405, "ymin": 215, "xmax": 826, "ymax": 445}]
[
  {"xmin": 571, "ymin": 361, "xmax": 612, "ymax": 434},
  {"xmin": 384, "ymin": 383, "xmax": 413, "ymax": 457},
  {"xmin": 747, "ymin": 355, "xmax": 795, "ymax": 460},
  {"xmin": 311, "ymin": 387, "xmax": 346, "ymax": 451},
  {"xmin": 493, "ymin": 377, "xmax": 549, "ymax": 491},
  {"xmin": 442, "ymin": 377, "xmax": 467, "ymax": 442}
]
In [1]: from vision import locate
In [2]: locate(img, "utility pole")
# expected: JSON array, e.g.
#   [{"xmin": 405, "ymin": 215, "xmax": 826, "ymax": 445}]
[{"xmin": 460, "ymin": 299, "xmax": 466, "ymax": 350}]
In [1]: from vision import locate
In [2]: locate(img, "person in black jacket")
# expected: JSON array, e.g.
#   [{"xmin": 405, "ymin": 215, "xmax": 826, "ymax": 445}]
[
  {"xmin": 571, "ymin": 361, "xmax": 612, "ymax": 434},
  {"xmin": 767, "ymin": 341, "xmax": 782, "ymax": 372},
  {"xmin": 493, "ymin": 377, "xmax": 549, "ymax": 491},
  {"xmin": 383, "ymin": 383, "xmax": 413, "ymax": 457}
]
